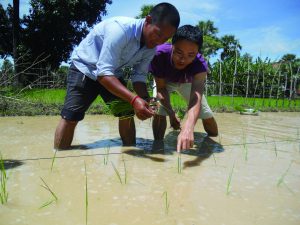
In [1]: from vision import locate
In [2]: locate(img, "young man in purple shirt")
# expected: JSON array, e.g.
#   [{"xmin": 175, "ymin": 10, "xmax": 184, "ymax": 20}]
[
  {"xmin": 54, "ymin": 3, "xmax": 180, "ymax": 149},
  {"xmin": 149, "ymin": 25, "xmax": 218, "ymax": 152}
]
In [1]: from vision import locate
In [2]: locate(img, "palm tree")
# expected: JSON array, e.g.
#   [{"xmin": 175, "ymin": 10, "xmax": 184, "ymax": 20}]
[
  {"xmin": 196, "ymin": 20, "xmax": 222, "ymax": 62},
  {"xmin": 197, "ymin": 20, "xmax": 218, "ymax": 37},
  {"xmin": 135, "ymin": 4, "xmax": 154, "ymax": 19},
  {"xmin": 220, "ymin": 35, "xmax": 242, "ymax": 61}
]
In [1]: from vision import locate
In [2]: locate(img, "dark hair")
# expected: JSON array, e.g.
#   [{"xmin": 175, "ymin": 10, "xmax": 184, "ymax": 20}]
[
  {"xmin": 149, "ymin": 3, "xmax": 180, "ymax": 29},
  {"xmin": 172, "ymin": 25, "xmax": 203, "ymax": 50}
]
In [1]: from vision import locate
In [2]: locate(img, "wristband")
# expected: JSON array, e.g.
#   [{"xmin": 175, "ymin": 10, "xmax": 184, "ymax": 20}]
[{"xmin": 130, "ymin": 95, "xmax": 140, "ymax": 106}]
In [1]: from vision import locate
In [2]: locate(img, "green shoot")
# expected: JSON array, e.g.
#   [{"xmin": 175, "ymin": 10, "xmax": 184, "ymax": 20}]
[
  {"xmin": 50, "ymin": 149, "xmax": 57, "ymax": 172},
  {"xmin": 39, "ymin": 199, "xmax": 56, "ymax": 209},
  {"xmin": 226, "ymin": 163, "xmax": 235, "ymax": 195},
  {"xmin": 177, "ymin": 152, "xmax": 182, "ymax": 174},
  {"xmin": 39, "ymin": 177, "xmax": 58, "ymax": 209},
  {"xmin": 40, "ymin": 177, "xmax": 58, "ymax": 201},
  {"xmin": 242, "ymin": 130, "xmax": 248, "ymax": 161},
  {"xmin": 111, "ymin": 162, "xmax": 123, "ymax": 184},
  {"xmin": 177, "ymin": 109, "xmax": 185, "ymax": 120},
  {"xmin": 264, "ymin": 134, "xmax": 267, "ymax": 144},
  {"xmin": 273, "ymin": 140, "xmax": 278, "ymax": 157},
  {"xmin": 161, "ymin": 191, "xmax": 170, "ymax": 214},
  {"xmin": 212, "ymin": 153, "xmax": 217, "ymax": 165},
  {"xmin": 103, "ymin": 146, "xmax": 110, "ymax": 165},
  {"xmin": 0, "ymin": 154, "xmax": 8, "ymax": 204},
  {"xmin": 243, "ymin": 144, "xmax": 248, "ymax": 161},
  {"xmin": 277, "ymin": 161, "xmax": 292, "ymax": 187},
  {"xmin": 108, "ymin": 100, "xmax": 133, "ymax": 117},
  {"xmin": 84, "ymin": 162, "xmax": 88, "ymax": 225},
  {"xmin": 122, "ymin": 156, "xmax": 127, "ymax": 184}
]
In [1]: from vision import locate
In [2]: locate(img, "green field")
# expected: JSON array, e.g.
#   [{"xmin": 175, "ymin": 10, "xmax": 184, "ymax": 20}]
[{"xmin": 0, "ymin": 88, "xmax": 299, "ymax": 116}]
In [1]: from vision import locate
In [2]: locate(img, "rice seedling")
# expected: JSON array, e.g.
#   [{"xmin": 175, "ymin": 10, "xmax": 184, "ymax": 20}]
[
  {"xmin": 108, "ymin": 100, "xmax": 133, "ymax": 118},
  {"xmin": 243, "ymin": 144, "xmax": 248, "ymax": 161},
  {"xmin": 122, "ymin": 156, "xmax": 127, "ymax": 184},
  {"xmin": 226, "ymin": 163, "xmax": 235, "ymax": 195},
  {"xmin": 0, "ymin": 154, "xmax": 8, "ymax": 204},
  {"xmin": 50, "ymin": 149, "xmax": 57, "ymax": 172},
  {"xmin": 212, "ymin": 153, "xmax": 217, "ymax": 165},
  {"xmin": 111, "ymin": 162, "xmax": 123, "ymax": 184},
  {"xmin": 161, "ymin": 191, "xmax": 170, "ymax": 214},
  {"xmin": 103, "ymin": 146, "xmax": 110, "ymax": 165},
  {"xmin": 177, "ymin": 152, "xmax": 182, "ymax": 174},
  {"xmin": 273, "ymin": 140, "xmax": 278, "ymax": 157},
  {"xmin": 39, "ymin": 199, "xmax": 56, "ymax": 209},
  {"xmin": 264, "ymin": 134, "xmax": 267, "ymax": 144},
  {"xmin": 242, "ymin": 130, "xmax": 248, "ymax": 161},
  {"xmin": 218, "ymin": 133, "xmax": 222, "ymax": 144},
  {"xmin": 39, "ymin": 177, "xmax": 58, "ymax": 208},
  {"xmin": 177, "ymin": 109, "xmax": 185, "ymax": 120},
  {"xmin": 84, "ymin": 162, "xmax": 88, "ymax": 225},
  {"xmin": 277, "ymin": 161, "xmax": 292, "ymax": 187}
]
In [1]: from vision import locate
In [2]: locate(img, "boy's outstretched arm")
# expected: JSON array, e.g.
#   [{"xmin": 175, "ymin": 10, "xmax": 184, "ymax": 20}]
[{"xmin": 177, "ymin": 72, "xmax": 206, "ymax": 152}]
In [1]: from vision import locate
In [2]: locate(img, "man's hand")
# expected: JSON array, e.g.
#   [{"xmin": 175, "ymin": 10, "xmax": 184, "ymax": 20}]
[
  {"xmin": 132, "ymin": 97, "xmax": 155, "ymax": 120},
  {"xmin": 177, "ymin": 127, "xmax": 194, "ymax": 152},
  {"xmin": 169, "ymin": 113, "xmax": 181, "ymax": 130}
]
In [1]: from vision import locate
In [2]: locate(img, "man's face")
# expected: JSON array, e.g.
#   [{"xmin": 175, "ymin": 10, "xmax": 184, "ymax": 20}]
[
  {"xmin": 171, "ymin": 39, "xmax": 199, "ymax": 70},
  {"xmin": 143, "ymin": 16, "xmax": 176, "ymax": 49}
]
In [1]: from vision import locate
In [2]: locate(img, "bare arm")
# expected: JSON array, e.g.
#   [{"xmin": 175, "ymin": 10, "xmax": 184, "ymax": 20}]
[
  {"xmin": 98, "ymin": 76, "xmax": 135, "ymax": 102},
  {"xmin": 155, "ymin": 77, "xmax": 175, "ymax": 116},
  {"xmin": 132, "ymin": 82, "xmax": 150, "ymax": 99},
  {"xmin": 177, "ymin": 72, "xmax": 206, "ymax": 152},
  {"xmin": 155, "ymin": 77, "xmax": 180, "ymax": 129}
]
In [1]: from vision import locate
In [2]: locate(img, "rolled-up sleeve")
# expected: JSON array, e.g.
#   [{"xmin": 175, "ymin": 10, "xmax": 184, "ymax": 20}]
[
  {"xmin": 131, "ymin": 49, "xmax": 155, "ymax": 83},
  {"xmin": 94, "ymin": 22, "xmax": 127, "ymax": 77}
]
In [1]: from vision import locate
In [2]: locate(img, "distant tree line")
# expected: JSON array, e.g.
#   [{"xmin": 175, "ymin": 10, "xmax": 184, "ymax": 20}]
[
  {"xmin": 0, "ymin": 2, "xmax": 299, "ymax": 98},
  {"xmin": 0, "ymin": 0, "xmax": 112, "ymax": 86}
]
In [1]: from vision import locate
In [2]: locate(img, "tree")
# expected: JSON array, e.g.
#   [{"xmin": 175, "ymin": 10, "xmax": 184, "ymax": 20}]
[
  {"xmin": 0, "ymin": 4, "xmax": 12, "ymax": 57},
  {"xmin": 281, "ymin": 54, "xmax": 296, "ymax": 62},
  {"xmin": 220, "ymin": 35, "xmax": 242, "ymax": 61},
  {"xmin": 21, "ymin": 0, "xmax": 112, "ymax": 71},
  {"xmin": 12, "ymin": 0, "xmax": 20, "ymax": 85},
  {"xmin": 196, "ymin": 20, "xmax": 222, "ymax": 60},
  {"xmin": 135, "ymin": 4, "xmax": 154, "ymax": 19},
  {"xmin": 197, "ymin": 20, "xmax": 218, "ymax": 37}
]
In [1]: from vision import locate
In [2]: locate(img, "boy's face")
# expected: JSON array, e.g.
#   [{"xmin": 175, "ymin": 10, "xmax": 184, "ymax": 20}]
[
  {"xmin": 143, "ymin": 16, "xmax": 176, "ymax": 49},
  {"xmin": 171, "ymin": 39, "xmax": 199, "ymax": 70}
]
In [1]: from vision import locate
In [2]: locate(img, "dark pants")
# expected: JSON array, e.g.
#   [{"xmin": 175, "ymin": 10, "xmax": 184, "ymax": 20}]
[{"xmin": 61, "ymin": 64, "xmax": 134, "ymax": 121}]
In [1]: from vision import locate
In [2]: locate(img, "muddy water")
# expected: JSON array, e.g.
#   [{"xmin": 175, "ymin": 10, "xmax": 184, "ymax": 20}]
[{"xmin": 0, "ymin": 112, "xmax": 300, "ymax": 225}]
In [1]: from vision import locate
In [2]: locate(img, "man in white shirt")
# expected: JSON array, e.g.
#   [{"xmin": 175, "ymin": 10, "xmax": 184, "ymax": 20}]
[{"xmin": 54, "ymin": 3, "xmax": 180, "ymax": 149}]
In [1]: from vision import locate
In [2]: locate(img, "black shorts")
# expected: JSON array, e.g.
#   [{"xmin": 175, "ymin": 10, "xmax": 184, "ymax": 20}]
[{"xmin": 61, "ymin": 64, "xmax": 134, "ymax": 121}]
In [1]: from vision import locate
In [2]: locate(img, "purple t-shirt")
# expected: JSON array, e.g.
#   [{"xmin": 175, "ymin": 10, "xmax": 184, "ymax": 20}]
[{"xmin": 149, "ymin": 43, "xmax": 208, "ymax": 83}]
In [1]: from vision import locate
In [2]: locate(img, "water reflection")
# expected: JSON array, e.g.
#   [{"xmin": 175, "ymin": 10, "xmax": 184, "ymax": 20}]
[
  {"xmin": 2, "ymin": 159, "xmax": 24, "ymax": 170},
  {"xmin": 124, "ymin": 131, "xmax": 224, "ymax": 168}
]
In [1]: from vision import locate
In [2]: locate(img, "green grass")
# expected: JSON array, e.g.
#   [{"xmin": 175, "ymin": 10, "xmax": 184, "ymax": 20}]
[{"xmin": 1, "ymin": 88, "xmax": 299, "ymax": 116}]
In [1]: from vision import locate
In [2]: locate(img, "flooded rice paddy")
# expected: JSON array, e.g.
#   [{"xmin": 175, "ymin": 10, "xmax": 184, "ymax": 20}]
[{"xmin": 0, "ymin": 112, "xmax": 300, "ymax": 225}]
